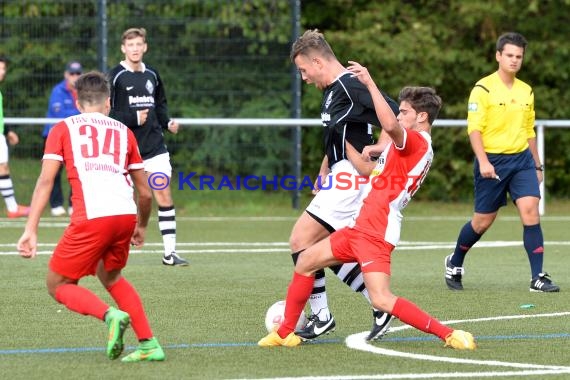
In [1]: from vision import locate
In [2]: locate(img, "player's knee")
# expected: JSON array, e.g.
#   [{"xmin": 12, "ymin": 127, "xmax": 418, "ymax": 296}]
[
  {"xmin": 46, "ymin": 286, "xmax": 57, "ymax": 300},
  {"xmin": 0, "ymin": 162, "xmax": 9, "ymax": 174},
  {"xmin": 152, "ymin": 188, "xmax": 173, "ymax": 206},
  {"xmin": 289, "ymin": 232, "xmax": 304, "ymax": 252},
  {"xmin": 471, "ymin": 217, "xmax": 494, "ymax": 234},
  {"xmin": 295, "ymin": 251, "xmax": 317, "ymax": 275}
]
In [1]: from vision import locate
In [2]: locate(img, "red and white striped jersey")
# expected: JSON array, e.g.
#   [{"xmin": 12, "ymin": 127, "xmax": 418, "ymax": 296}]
[
  {"xmin": 352, "ymin": 129, "xmax": 433, "ymax": 245},
  {"xmin": 43, "ymin": 112, "xmax": 144, "ymax": 221}
]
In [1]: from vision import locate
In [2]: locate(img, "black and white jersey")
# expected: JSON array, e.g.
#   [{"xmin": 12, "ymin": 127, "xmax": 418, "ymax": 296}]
[
  {"xmin": 108, "ymin": 62, "xmax": 171, "ymax": 160},
  {"xmin": 321, "ymin": 72, "xmax": 399, "ymax": 168}
]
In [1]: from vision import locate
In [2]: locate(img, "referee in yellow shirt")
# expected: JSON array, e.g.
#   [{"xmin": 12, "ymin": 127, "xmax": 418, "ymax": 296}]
[{"xmin": 444, "ymin": 32, "xmax": 559, "ymax": 292}]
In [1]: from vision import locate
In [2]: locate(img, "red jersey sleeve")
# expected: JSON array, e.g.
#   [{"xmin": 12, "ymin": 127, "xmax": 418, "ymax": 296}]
[
  {"xmin": 396, "ymin": 129, "xmax": 427, "ymax": 156},
  {"xmin": 126, "ymin": 128, "xmax": 144, "ymax": 171},
  {"xmin": 42, "ymin": 121, "xmax": 67, "ymax": 162}
]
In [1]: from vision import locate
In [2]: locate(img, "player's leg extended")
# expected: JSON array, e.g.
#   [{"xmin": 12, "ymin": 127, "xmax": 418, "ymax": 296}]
[
  {"xmin": 99, "ymin": 266, "xmax": 165, "ymax": 362},
  {"xmin": 259, "ymin": 238, "xmax": 341, "ymax": 347},
  {"xmin": 47, "ymin": 271, "xmax": 109, "ymax": 319},
  {"xmin": 47, "ymin": 270, "xmax": 129, "ymax": 359},
  {"xmin": 329, "ymin": 261, "xmax": 393, "ymax": 340},
  {"xmin": 364, "ymin": 270, "xmax": 476, "ymax": 350},
  {"xmin": 289, "ymin": 211, "xmax": 335, "ymax": 338}
]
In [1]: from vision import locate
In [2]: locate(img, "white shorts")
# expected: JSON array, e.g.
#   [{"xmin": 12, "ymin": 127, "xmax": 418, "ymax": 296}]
[
  {"xmin": 0, "ymin": 134, "xmax": 8, "ymax": 164},
  {"xmin": 305, "ymin": 159, "xmax": 368, "ymax": 231},
  {"xmin": 143, "ymin": 152, "xmax": 172, "ymax": 177}
]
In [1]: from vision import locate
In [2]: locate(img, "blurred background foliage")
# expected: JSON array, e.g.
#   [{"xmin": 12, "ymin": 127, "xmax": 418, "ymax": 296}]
[{"xmin": 1, "ymin": 0, "xmax": 570, "ymax": 201}]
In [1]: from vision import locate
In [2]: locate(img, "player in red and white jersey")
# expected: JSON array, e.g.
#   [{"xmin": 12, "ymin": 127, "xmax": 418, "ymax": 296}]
[
  {"xmin": 44, "ymin": 112, "xmax": 141, "ymax": 222},
  {"xmin": 17, "ymin": 71, "xmax": 165, "ymax": 362},
  {"xmin": 351, "ymin": 122, "xmax": 433, "ymax": 246},
  {"xmin": 259, "ymin": 63, "xmax": 476, "ymax": 350},
  {"xmin": 289, "ymin": 28, "xmax": 398, "ymax": 342}
]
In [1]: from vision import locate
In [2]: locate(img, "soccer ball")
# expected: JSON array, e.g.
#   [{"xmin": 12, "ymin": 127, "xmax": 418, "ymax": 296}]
[{"xmin": 264, "ymin": 300, "xmax": 307, "ymax": 333}]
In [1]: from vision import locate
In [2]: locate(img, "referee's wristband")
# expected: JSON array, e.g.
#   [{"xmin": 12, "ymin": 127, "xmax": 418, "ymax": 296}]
[{"xmin": 536, "ymin": 164, "xmax": 544, "ymax": 171}]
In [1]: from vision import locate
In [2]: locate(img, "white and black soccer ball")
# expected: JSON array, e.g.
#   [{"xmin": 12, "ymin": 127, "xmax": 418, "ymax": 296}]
[{"xmin": 264, "ymin": 300, "xmax": 307, "ymax": 333}]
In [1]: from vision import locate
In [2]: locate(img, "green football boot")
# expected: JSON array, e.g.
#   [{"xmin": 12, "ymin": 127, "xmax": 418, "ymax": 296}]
[
  {"xmin": 105, "ymin": 307, "xmax": 130, "ymax": 360},
  {"xmin": 121, "ymin": 337, "xmax": 165, "ymax": 362}
]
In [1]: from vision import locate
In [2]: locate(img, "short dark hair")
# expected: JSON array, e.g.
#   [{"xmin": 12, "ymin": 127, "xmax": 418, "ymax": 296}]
[
  {"xmin": 399, "ymin": 86, "xmax": 442, "ymax": 125},
  {"xmin": 496, "ymin": 32, "xmax": 527, "ymax": 53},
  {"xmin": 75, "ymin": 71, "xmax": 110, "ymax": 107},
  {"xmin": 0, "ymin": 56, "xmax": 8, "ymax": 65}
]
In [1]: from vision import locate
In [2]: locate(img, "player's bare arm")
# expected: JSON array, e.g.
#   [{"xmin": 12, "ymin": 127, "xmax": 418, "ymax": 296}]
[
  {"xmin": 527, "ymin": 137, "xmax": 544, "ymax": 183},
  {"xmin": 130, "ymin": 167, "xmax": 152, "ymax": 247},
  {"xmin": 346, "ymin": 141, "xmax": 376, "ymax": 176},
  {"xmin": 468, "ymin": 130, "xmax": 497, "ymax": 179},
  {"xmin": 347, "ymin": 61, "xmax": 402, "ymax": 145},
  {"xmin": 362, "ymin": 130, "xmax": 391, "ymax": 161},
  {"xmin": 312, "ymin": 155, "xmax": 331, "ymax": 194},
  {"xmin": 17, "ymin": 160, "xmax": 60, "ymax": 258}
]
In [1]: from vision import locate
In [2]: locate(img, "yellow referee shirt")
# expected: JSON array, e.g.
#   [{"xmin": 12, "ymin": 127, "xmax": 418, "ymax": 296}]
[{"xmin": 467, "ymin": 72, "xmax": 535, "ymax": 154}]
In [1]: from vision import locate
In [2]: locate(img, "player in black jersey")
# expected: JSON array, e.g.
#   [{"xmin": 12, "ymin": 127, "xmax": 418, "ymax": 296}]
[
  {"xmin": 108, "ymin": 28, "xmax": 188, "ymax": 267},
  {"xmin": 287, "ymin": 29, "xmax": 398, "ymax": 341}
]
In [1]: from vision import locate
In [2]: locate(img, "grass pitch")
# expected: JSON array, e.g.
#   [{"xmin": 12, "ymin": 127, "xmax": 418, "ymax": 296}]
[{"xmin": 1, "ymin": 159, "xmax": 570, "ymax": 379}]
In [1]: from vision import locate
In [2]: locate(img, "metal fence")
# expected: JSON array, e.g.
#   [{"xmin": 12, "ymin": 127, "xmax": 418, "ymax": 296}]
[
  {"xmin": 6, "ymin": 117, "xmax": 570, "ymax": 213},
  {"xmin": 0, "ymin": 0, "xmax": 303, "ymax": 203}
]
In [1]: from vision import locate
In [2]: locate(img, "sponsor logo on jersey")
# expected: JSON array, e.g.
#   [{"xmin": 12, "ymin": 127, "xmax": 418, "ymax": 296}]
[
  {"xmin": 324, "ymin": 91, "xmax": 333, "ymax": 109},
  {"xmin": 468, "ymin": 102, "xmax": 478, "ymax": 112},
  {"xmin": 128, "ymin": 95, "xmax": 155, "ymax": 108},
  {"xmin": 145, "ymin": 79, "xmax": 154, "ymax": 94},
  {"xmin": 321, "ymin": 112, "xmax": 331, "ymax": 125}
]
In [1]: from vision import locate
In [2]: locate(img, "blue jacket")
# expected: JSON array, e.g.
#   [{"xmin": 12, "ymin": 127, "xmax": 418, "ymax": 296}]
[{"xmin": 43, "ymin": 79, "xmax": 80, "ymax": 137}]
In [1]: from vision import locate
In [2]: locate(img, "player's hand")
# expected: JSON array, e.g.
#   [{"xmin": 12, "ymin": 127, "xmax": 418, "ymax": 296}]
[
  {"xmin": 347, "ymin": 61, "xmax": 373, "ymax": 87},
  {"xmin": 131, "ymin": 226, "xmax": 146, "ymax": 248},
  {"xmin": 362, "ymin": 145, "xmax": 381, "ymax": 162},
  {"xmin": 479, "ymin": 161, "xmax": 499, "ymax": 180},
  {"xmin": 138, "ymin": 109, "xmax": 149, "ymax": 125},
  {"xmin": 17, "ymin": 232, "xmax": 38, "ymax": 259},
  {"xmin": 7, "ymin": 130, "xmax": 19, "ymax": 146},
  {"xmin": 312, "ymin": 170, "xmax": 330, "ymax": 195},
  {"xmin": 168, "ymin": 120, "xmax": 179, "ymax": 134}
]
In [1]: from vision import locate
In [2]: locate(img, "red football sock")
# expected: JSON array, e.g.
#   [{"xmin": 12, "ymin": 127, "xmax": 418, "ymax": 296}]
[
  {"xmin": 391, "ymin": 297, "xmax": 453, "ymax": 341},
  {"xmin": 277, "ymin": 272, "xmax": 314, "ymax": 338},
  {"xmin": 107, "ymin": 277, "xmax": 153, "ymax": 340},
  {"xmin": 54, "ymin": 283, "xmax": 109, "ymax": 320}
]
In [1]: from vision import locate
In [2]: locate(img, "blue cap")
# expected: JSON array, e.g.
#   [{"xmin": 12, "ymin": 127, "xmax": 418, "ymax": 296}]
[{"xmin": 65, "ymin": 61, "xmax": 83, "ymax": 74}]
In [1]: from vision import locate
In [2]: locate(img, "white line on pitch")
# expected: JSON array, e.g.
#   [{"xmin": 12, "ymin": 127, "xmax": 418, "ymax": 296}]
[
  {"xmin": 0, "ymin": 248, "xmax": 291, "ymax": 256},
  {"xmin": 246, "ymin": 368, "xmax": 570, "ymax": 380},
  {"xmin": 0, "ymin": 242, "xmax": 289, "ymax": 247},
  {"xmin": 2, "ymin": 214, "xmax": 570, "ymax": 228},
  {"xmin": 345, "ymin": 312, "xmax": 570, "ymax": 372},
  {"xmin": 244, "ymin": 368, "xmax": 570, "ymax": 379}
]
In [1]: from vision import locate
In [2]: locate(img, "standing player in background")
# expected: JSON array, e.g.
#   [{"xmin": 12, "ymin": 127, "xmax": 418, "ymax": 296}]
[
  {"xmin": 444, "ymin": 32, "xmax": 559, "ymax": 293},
  {"xmin": 43, "ymin": 61, "xmax": 83, "ymax": 217},
  {"xmin": 287, "ymin": 29, "xmax": 398, "ymax": 341},
  {"xmin": 0, "ymin": 56, "xmax": 29, "ymax": 218},
  {"xmin": 259, "ymin": 63, "xmax": 476, "ymax": 351},
  {"xmin": 17, "ymin": 71, "xmax": 165, "ymax": 362},
  {"xmin": 108, "ymin": 27, "xmax": 188, "ymax": 266}
]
